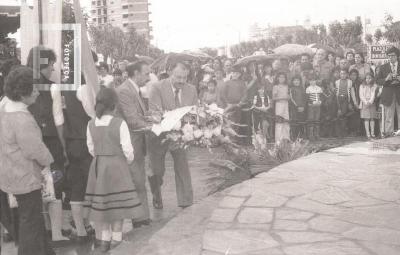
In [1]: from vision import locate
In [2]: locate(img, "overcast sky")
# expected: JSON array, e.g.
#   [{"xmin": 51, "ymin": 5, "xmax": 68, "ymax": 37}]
[{"xmin": 4, "ymin": 0, "xmax": 400, "ymax": 52}]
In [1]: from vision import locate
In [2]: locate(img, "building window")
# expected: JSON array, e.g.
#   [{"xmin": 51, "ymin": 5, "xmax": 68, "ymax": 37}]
[
  {"xmin": 103, "ymin": 0, "xmax": 106, "ymax": 5},
  {"xmin": 123, "ymin": 23, "xmax": 128, "ymax": 27},
  {"xmin": 97, "ymin": 1, "xmax": 101, "ymax": 6},
  {"xmin": 103, "ymin": 9, "xmax": 107, "ymax": 14},
  {"xmin": 104, "ymin": 17, "xmax": 107, "ymax": 23},
  {"xmin": 92, "ymin": 18, "xmax": 96, "ymax": 22},
  {"xmin": 123, "ymin": 14, "xmax": 129, "ymax": 18},
  {"xmin": 97, "ymin": 9, "xmax": 101, "ymax": 15},
  {"xmin": 122, "ymin": 5, "xmax": 128, "ymax": 9},
  {"xmin": 92, "ymin": 1, "xmax": 96, "ymax": 5}
]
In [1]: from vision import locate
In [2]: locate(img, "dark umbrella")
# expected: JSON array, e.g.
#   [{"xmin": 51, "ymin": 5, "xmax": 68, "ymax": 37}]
[
  {"xmin": 233, "ymin": 54, "xmax": 289, "ymax": 67},
  {"xmin": 151, "ymin": 53, "xmax": 198, "ymax": 71}
]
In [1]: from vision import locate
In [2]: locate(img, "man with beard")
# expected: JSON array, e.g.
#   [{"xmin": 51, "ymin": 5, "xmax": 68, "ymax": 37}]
[{"xmin": 148, "ymin": 62, "xmax": 198, "ymax": 209}]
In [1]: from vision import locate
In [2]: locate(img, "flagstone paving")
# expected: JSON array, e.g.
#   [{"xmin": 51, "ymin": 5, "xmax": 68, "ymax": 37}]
[
  {"xmin": 201, "ymin": 138, "xmax": 400, "ymax": 255},
  {"xmin": 3, "ymin": 138, "xmax": 400, "ymax": 255}
]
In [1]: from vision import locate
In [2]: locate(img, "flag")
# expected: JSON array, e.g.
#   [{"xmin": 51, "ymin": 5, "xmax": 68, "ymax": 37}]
[{"xmin": 73, "ymin": 0, "xmax": 99, "ymax": 118}]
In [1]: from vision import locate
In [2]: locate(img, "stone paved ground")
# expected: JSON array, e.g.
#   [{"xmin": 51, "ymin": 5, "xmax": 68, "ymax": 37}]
[
  {"xmin": 2, "ymin": 147, "xmax": 225, "ymax": 255},
  {"xmin": 202, "ymin": 137, "xmax": 400, "ymax": 255},
  {"xmin": 3, "ymin": 138, "xmax": 400, "ymax": 255}
]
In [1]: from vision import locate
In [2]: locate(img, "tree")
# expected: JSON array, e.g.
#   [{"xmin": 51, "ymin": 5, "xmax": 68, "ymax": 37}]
[
  {"xmin": 383, "ymin": 13, "xmax": 400, "ymax": 43},
  {"xmin": 365, "ymin": 34, "xmax": 373, "ymax": 44},
  {"xmin": 328, "ymin": 18, "xmax": 363, "ymax": 47},
  {"xmin": 90, "ymin": 24, "xmax": 125, "ymax": 62},
  {"xmin": 374, "ymin": 28, "xmax": 383, "ymax": 42}
]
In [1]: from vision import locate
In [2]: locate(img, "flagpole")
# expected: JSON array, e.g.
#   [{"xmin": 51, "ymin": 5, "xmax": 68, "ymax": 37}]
[{"xmin": 38, "ymin": 0, "xmax": 43, "ymax": 45}]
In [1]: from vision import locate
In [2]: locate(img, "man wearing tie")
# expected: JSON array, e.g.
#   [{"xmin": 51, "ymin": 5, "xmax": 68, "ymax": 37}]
[
  {"xmin": 377, "ymin": 46, "xmax": 400, "ymax": 136},
  {"xmin": 148, "ymin": 62, "xmax": 198, "ymax": 209},
  {"xmin": 116, "ymin": 61, "xmax": 151, "ymax": 228}
]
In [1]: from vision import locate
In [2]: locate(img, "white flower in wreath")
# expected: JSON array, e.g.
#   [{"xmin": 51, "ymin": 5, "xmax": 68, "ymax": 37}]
[
  {"xmin": 173, "ymin": 121, "xmax": 182, "ymax": 131},
  {"xmin": 203, "ymin": 128, "xmax": 213, "ymax": 139},
  {"xmin": 193, "ymin": 129, "xmax": 204, "ymax": 139},
  {"xmin": 182, "ymin": 123, "xmax": 194, "ymax": 135},
  {"xmin": 212, "ymin": 126, "xmax": 222, "ymax": 136}
]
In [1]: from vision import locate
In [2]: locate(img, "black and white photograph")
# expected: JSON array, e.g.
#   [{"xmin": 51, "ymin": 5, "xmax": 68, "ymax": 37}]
[{"xmin": 1, "ymin": 0, "xmax": 400, "ymax": 254}]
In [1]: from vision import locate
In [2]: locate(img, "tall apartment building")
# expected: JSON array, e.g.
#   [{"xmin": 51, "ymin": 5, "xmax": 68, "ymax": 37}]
[{"xmin": 90, "ymin": 0, "xmax": 152, "ymax": 40}]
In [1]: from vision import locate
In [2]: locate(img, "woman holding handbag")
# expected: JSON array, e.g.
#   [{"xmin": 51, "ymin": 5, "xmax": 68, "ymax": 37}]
[{"xmin": 0, "ymin": 66, "xmax": 55, "ymax": 255}]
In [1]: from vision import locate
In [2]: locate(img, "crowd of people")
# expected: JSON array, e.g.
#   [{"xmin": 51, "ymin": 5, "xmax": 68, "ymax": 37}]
[{"xmin": 0, "ymin": 43, "xmax": 400, "ymax": 255}]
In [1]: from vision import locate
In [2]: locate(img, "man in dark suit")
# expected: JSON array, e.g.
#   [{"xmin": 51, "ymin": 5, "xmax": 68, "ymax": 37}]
[
  {"xmin": 376, "ymin": 46, "xmax": 400, "ymax": 136},
  {"xmin": 116, "ymin": 61, "xmax": 151, "ymax": 227},
  {"xmin": 148, "ymin": 62, "xmax": 198, "ymax": 209}
]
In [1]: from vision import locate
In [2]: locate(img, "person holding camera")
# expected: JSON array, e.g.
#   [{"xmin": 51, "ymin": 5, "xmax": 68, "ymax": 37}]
[{"xmin": 376, "ymin": 46, "xmax": 400, "ymax": 136}]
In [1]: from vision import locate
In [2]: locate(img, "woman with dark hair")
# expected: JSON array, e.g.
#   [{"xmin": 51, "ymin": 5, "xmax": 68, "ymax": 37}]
[
  {"xmin": 84, "ymin": 87, "xmax": 143, "ymax": 252},
  {"xmin": 327, "ymin": 52, "xmax": 335, "ymax": 66},
  {"xmin": 349, "ymin": 52, "xmax": 372, "ymax": 80},
  {"xmin": 289, "ymin": 75, "xmax": 306, "ymax": 139},
  {"xmin": 221, "ymin": 65, "xmax": 249, "ymax": 144},
  {"xmin": 26, "ymin": 45, "xmax": 72, "ymax": 244},
  {"xmin": 0, "ymin": 66, "xmax": 55, "ymax": 255}
]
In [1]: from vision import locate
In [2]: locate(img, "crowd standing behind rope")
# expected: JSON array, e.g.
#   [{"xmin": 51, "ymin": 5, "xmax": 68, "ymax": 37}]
[{"xmin": 0, "ymin": 45, "xmax": 400, "ymax": 254}]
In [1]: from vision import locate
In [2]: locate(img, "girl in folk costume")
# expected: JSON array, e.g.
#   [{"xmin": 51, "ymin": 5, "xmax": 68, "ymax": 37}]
[
  {"xmin": 272, "ymin": 72, "xmax": 291, "ymax": 143},
  {"xmin": 334, "ymin": 69, "xmax": 358, "ymax": 138},
  {"xmin": 359, "ymin": 73, "xmax": 378, "ymax": 138},
  {"xmin": 84, "ymin": 88, "xmax": 144, "ymax": 252}
]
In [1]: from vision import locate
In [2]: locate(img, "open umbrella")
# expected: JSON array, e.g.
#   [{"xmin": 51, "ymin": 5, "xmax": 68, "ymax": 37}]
[
  {"xmin": 308, "ymin": 43, "xmax": 337, "ymax": 55},
  {"xmin": 233, "ymin": 53, "xmax": 289, "ymax": 67},
  {"xmin": 273, "ymin": 44, "xmax": 314, "ymax": 58},
  {"xmin": 136, "ymin": 55, "xmax": 154, "ymax": 64},
  {"xmin": 150, "ymin": 53, "xmax": 198, "ymax": 71},
  {"xmin": 182, "ymin": 50, "xmax": 213, "ymax": 60}
]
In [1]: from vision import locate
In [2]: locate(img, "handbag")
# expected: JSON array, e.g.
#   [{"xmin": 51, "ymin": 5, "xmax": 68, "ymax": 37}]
[{"xmin": 41, "ymin": 168, "xmax": 56, "ymax": 203}]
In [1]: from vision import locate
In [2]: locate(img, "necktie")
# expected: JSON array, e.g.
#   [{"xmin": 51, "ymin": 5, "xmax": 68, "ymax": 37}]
[
  {"xmin": 138, "ymin": 89, "xmax": 143, "ymax": 100},
  {"xmin": 174, "ymin": 88, "xmax": 181, "ymax": 107}
]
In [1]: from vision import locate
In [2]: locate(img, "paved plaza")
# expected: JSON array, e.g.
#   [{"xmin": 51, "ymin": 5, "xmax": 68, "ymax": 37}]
[{"xmin": 135, "ymin": 137, "xmax": 400, "ymax": 255}]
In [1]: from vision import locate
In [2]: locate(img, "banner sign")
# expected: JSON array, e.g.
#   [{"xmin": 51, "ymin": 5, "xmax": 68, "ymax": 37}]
[{"xmin": 369, "ymin": 45, "xmax": 392, "ymax": 63}]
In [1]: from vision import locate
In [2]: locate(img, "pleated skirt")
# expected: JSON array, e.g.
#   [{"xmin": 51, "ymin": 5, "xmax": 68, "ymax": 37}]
[{"xmin": 83, "ymin": 155, "xmax": 144, "ymax": 223}]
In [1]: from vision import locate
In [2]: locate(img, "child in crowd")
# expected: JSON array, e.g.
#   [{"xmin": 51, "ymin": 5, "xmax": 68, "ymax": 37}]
[
  {"xmin": 320, "ymin": 79, "xmax": 337, "ymax": 137},
  {"xmin": 334, "ymin": 70, "xmax": 357, "ymax": 138},
  {"xmin": 202, "ymin": 79, "xmax": 218, "ymax": 105},
  {"xmin": 272, "ymin": 72, "xmax": 291, "ymax": 143},
  {"xmin": 348, "ymin": 69, "xmax": 361, "ymax": 136},
  {"xmin": 305, "ymin": 75, "xmax": 323, "ymax": 140},
  {"xmin": 84, "ymin": 88, "xmax": 144, "ymax": 252},
  {"xmin": 359, "ymin": 73, "xmax": 378, "ymax": 138},
  {"xmin": 252, "ymin": 84, "xmax": 272, "ymax": 141},
  {"xmin": 289, "ymin": 76, "xmax": 306, "ymax": 139}
]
